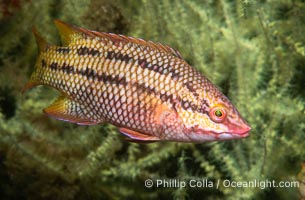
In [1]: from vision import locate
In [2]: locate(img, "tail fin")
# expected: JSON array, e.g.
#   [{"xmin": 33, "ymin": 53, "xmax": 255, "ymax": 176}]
[
  {"xmin": 54, "ymin": 19, "xmax": 86, "ymax": 46},
  {"xmin": 32, "ymin": 26, "xmax": 49, "ymax": 52},
  {"xmin": 22, "ymin": 26, "xmax": 49, "ymax": 93}
]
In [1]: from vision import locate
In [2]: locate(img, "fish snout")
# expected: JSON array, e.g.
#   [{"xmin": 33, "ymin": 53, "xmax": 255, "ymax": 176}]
[{"xmin": 229, "ymin": 121, "xmax": 251, "ymax": 138}]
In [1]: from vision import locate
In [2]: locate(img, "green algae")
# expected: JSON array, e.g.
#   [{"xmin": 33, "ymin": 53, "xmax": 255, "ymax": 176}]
[{"xmin": 0, "ymin": 0, "xmax": 304, "ymax": 199}]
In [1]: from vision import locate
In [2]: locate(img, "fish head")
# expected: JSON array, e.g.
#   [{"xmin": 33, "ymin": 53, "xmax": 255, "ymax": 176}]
[{"xmin": 181, "ymin": 90, "xmax": 251, "ymax": 142}]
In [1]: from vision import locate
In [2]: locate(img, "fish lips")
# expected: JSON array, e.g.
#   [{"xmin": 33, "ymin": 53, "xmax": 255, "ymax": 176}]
[
  {"xmin": 230, "ymin": 123, "xmax": 251, "ymax": 137},
  {"xmin": 219, "ymin": 124, "xmax": 251, "ymax": 140},
  {"xmin": 187, "ymin": 125, "xmax": 251, "ymax": 142},
  {"xmin": 218, "ymin": 131, "xmax": 249, "ymax": 140}
]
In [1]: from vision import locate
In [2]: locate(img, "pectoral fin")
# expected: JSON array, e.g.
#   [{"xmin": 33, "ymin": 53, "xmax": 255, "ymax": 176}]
[
  {"xmin": 154, "ymin": 103, "xmax": 179, "ymax": 125},
  {"xmin": 119, "ymin": 128, "xmax": 160, "ymax": 142},
  {"xmin": 43, "ymin": 95, "xmax": 98, "ymax": 125}
]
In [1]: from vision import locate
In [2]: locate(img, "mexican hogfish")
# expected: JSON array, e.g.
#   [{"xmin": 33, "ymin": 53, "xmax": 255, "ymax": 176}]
[{"xmin": 23, "ymin": 20, "xmax": 251, "ymax": 142}]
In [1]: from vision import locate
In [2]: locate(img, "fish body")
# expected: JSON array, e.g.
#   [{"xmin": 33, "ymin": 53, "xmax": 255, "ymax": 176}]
[{"xmin": 24, "ymin": 20, "xmax": 251, "ymax": 142}]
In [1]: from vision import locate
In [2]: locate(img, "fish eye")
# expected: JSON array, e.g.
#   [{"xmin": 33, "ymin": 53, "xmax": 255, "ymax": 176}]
[
  {"xmin": 209, "ymin": 106, "xmax": 226, "ymax": 123},
  {"xmin": 214, "ymin": 109, "xmax": 223, "ymax": 117}
]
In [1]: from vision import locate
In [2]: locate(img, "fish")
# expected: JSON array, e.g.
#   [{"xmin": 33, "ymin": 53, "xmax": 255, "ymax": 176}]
[{"xmin": 23, "ymin": 20, "xmax": 251, "ymax": 143}]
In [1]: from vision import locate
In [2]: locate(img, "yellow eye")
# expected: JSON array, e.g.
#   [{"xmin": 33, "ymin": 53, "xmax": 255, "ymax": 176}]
[{"xmin": 209, "ymin": 107, "xmax": 226, "ymax": 123}]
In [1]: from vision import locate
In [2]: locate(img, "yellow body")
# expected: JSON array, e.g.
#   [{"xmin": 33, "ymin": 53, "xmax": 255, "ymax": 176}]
[{"xmin": 24, "ymin": 20, "xmax": 251, "ymax": 142}]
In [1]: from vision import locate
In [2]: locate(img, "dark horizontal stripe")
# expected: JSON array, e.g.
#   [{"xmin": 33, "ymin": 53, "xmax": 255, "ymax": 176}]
[
  {"xmin": 76, "ymin": 67, "xmax": 94, "ymax": 78},
  {"xmin": 197, "ymin": 99, "xmax": 209, "ymax": 114},
  {"xmin": 48, "ymin": 62, "xmax": 74, "ymax": 75},
  {"xmin": 184, "ymin": 81, "xmax": 199, "ymax": 97},
  {"xmin": 48, "ymin": 61, "xmax": 205, "ymax": 114},
  {"xmin": 56, "ymin": 47, "xmax": 70, "ymax": 54},
  {"xmin": 50, "ymin": 62, "xmax": 58, "ymax": 71},
  {"xmin": 170, "ymin": 69, "xmax": 180, "ymax": 80},
  {"xmin": 48, "ymin": 62, "xmax": 127, "ymax": 86},
  {"xmin": 106, "ymin": 51, "xmax": 133, "ymax": 63},
  {"xmin": 138, "ymin": 58, "xmax": 169, "ymax": 75},
  {"xmin": 41, "ymin": 59, "xmax": 47, "ymax": 68},
  {"xmin": 105, "ymin": 51, "xmax": 180, "ymax": 79},
  {"xmin": 97, "ymin": 73, "xmax": 127, "ymax": 86},
  {"xmin": 104, "ymin": 50, "xmax": 198, "ymax": 97},
  {"xmin": 132, "ymin": 82, "xmax": 201, "ymax": 113},
  {"xmin": 133, "ymin": 82, "xmax": 178, "ymax": 108},
  {"xmin": 62, "ymin": 63, "xmax": 74, "ymax": 75},
  {"xmin": 77, "ymin": 47, "xmax": 100, "ymax": 56},
  {"xmin": 75, "ymin": 66, "xmax": 128, "ymax": 85}
]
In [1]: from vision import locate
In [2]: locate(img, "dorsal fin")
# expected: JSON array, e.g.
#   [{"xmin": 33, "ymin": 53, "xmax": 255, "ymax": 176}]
[
  {"xmin": 32, "ymin": 26, "xmax": 49, "ymax": 52},
  {"xmin": 93, "ymin": 32, "xmax": 184, "ymax": 59},
  {"xmin": 122, "ymin": 35, "xmax": 183, "ymax": 58},
  {"xmin": 54, "ymin": 20, "xmax": 183, "ymax": 58}
]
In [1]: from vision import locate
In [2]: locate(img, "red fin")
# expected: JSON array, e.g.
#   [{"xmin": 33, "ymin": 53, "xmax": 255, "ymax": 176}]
[
  {"xmin": 119, "ymin": 128, "xmax": 160, "ymax": 141},
  {"xmin": 43, "ymin": 96, "xmax": 98, "ymax": 125},
  {"xmin": 125, "ymin": 138, "xmax": 158, "ymax": 143}
]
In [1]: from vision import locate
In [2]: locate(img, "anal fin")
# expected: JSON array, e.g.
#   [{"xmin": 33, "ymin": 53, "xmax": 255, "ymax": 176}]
[
  {"xmin": 119, "ymin": 128, "xmax": 160, "ymax": 142},
  {"xmin": 22, "ymin": 80, "xmax": 41, "ymax": 93},
  {"xmin": 43, "ymin": 96, "xmax": 98, "ymax": 125}
]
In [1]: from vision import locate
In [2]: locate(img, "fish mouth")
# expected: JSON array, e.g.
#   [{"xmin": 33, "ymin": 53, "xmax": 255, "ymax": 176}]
[
  {"xmin": 216, "ymin": 131, "xmax": 249, "ymax": 140},
  {"xmin": 227, "ymin": 121, "xmax": 251, "ymax": 135},
  {"xmin": 218, "ymin": 124, "xmax": 251, "ymax": 140},
  {"xmin": 186, "ymin": 125, "xmax": 251, "ymax": 142},
  {"xmin": 230, "ymin": 131, "xmax": 249, "ymax": 138},
  {"xmin": 200, "ymin": 123, "xmax": 251, "ymax": 137},
  {"xmin": 235, "ymin": 131, "xmax": 249, "ymax": 138}
]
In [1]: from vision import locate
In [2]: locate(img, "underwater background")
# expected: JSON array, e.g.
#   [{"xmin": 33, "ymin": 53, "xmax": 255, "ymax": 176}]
[{"xmin": 0, "ymin": 0, "xmax": 304, "ymax": 199}]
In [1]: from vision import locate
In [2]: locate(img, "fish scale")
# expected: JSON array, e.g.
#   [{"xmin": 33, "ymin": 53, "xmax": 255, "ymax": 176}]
[{"xmin": 23, "ymin": 20, "xmax": 251, "ymax": 143}]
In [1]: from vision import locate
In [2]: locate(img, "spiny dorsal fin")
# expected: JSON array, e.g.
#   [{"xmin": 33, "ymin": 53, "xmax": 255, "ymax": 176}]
[
  {"xmin": 32, "ymin": 26, "xmax": 49, "ymax": 52},
  {"xmin": 43, "ymin": 95, "xmax": 99, "ymax": 125},
  {"xmin": 93, "ymin": 32, "xmax": 184, "ymax": 59},
  {"xmin": 54, "ymin": 20, "xmax": 183, "ymax": 58},
  {"xmin": 120, "ymin": 35, "xmax": 183, "ymax": 59}
]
